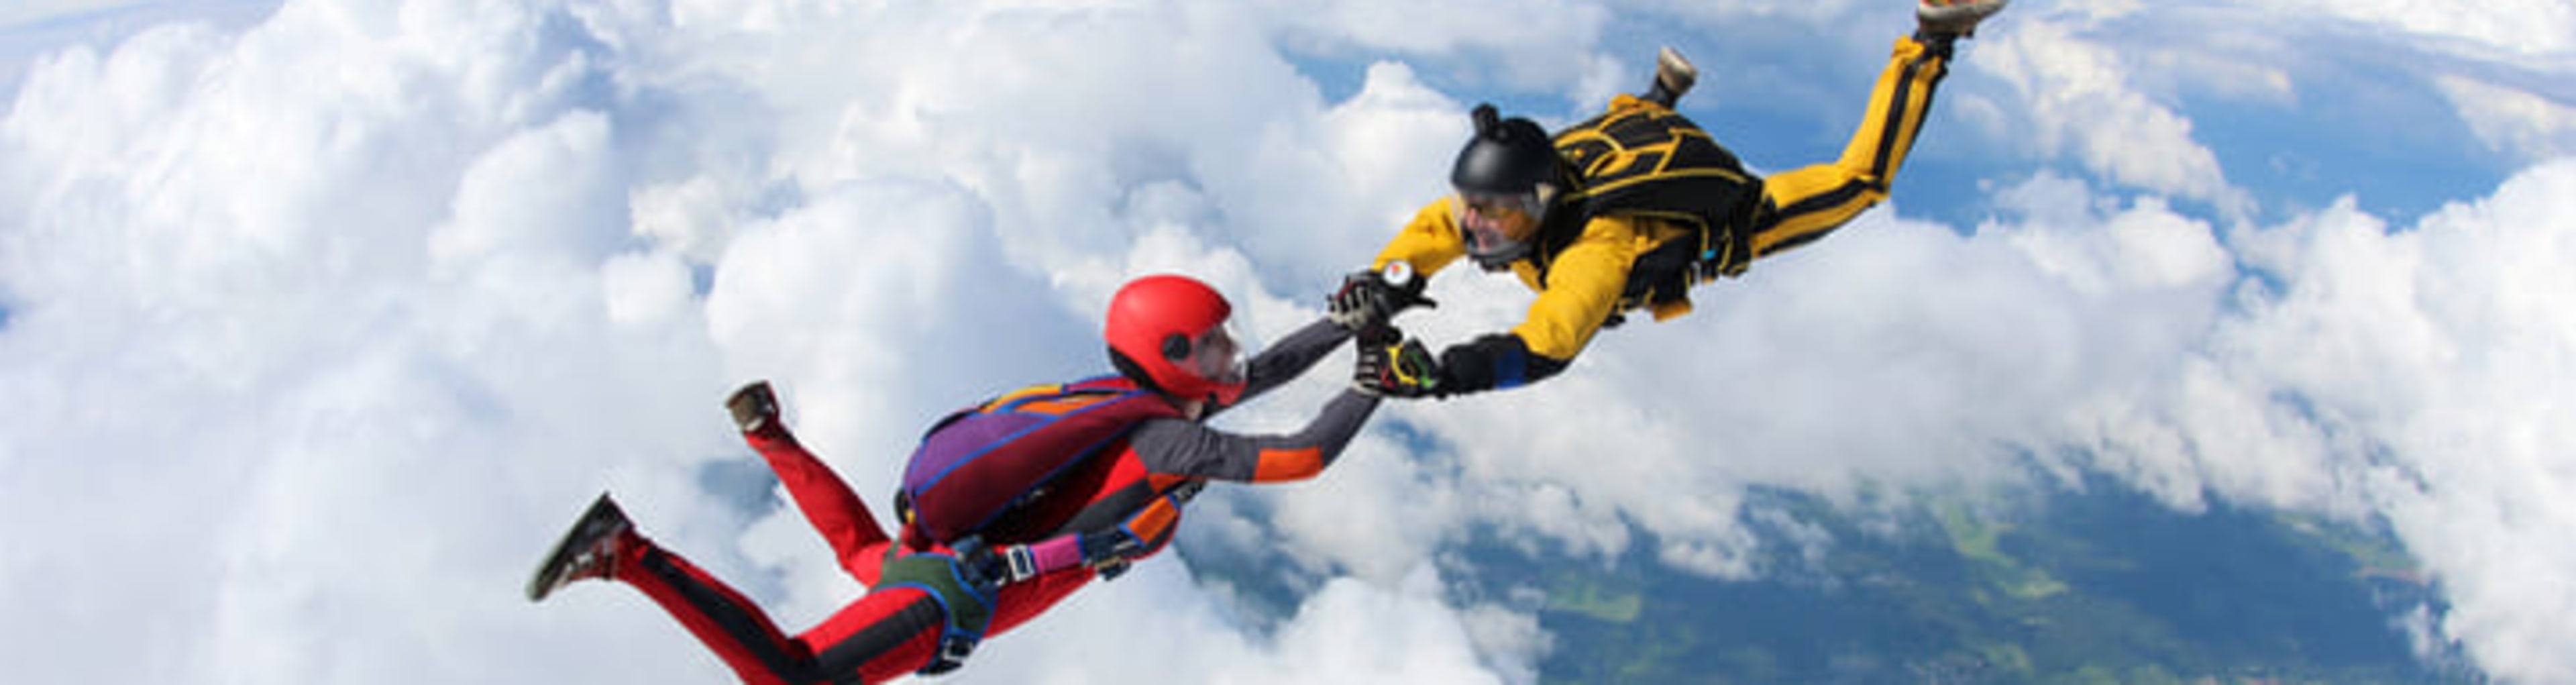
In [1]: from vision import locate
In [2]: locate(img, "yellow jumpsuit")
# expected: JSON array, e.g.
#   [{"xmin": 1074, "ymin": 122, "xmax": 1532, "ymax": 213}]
[{"xmin": 1369, "ymin": 36, "xmax": 1953, "ymax": 393}]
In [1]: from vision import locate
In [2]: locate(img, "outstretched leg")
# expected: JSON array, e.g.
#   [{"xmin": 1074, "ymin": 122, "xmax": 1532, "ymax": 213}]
[
  {"xmin": 529, "ymin": 495, "xmax": 946, "ymax": 684},
  {"xmin": 729, "ymin": 382, "xmax": 898, "ymax": 583},
  {"xmin": 616, "ymin": 531, "xmax": 947, "ymax": 684},
  {"xmin": 1745, "ymin": 35, "xmax": 1951, "ymax": 260}
]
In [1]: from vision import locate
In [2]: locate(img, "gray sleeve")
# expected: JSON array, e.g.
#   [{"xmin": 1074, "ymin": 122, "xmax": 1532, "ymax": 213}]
[
  {"xmin": 1232, "ymin": 318, "xmax": 1354, "ymax": 404},
  {"xmin": 1129, "ymin": 389, "xmax": 1381, "ymax": 482}
]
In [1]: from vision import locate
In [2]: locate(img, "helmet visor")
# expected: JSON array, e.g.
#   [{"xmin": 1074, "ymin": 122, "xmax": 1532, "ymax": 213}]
[{"xmin": 1176, "ymin": 318, "xmax": 1252, "ymax": 388}]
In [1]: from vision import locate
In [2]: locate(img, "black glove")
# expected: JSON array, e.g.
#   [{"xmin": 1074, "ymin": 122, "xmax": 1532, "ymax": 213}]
[
  {"xmin": 1079, "ymin": 530, "xmax": 1146, "ymax": 581},
  {"xmin": 724, "ymin": 381, "xmax": 782, "ymax": 435},
  {"xmin": 1354, "ymin": 336, "xmax": 1445, "ymax": 399},
  {"xmin": 1328, "ymin": 266, "xmax": 1435, "ymax": 333}
]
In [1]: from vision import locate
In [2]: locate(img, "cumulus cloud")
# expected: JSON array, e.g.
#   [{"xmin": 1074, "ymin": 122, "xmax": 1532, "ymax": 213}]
[
  {"xmin": 7, "ymin": 0, "xmax": 2576, "ymax": 683},
  {"xmin": 0, "ymin": 1, "xmax": 275, "ymax": 93},
  {"xmin": 1973, "ymin": 20, "xmax": 2245, "ymax": 210},
  {"xmin": 1250, "ymin": 0, "xmax": 1613, "ymax": 95},
  {"xmin": 0, "ymin": 5, "xmax": 787, "ymax": 683},
  {"xmin": 969, "ymin": 563, "xmax": 1528, "ymax": 684},
  {"xmin": 2263, "ymin": 0, "xmax": 2576, "ymax": 56},
  {"xmin": 1964, "ymin": 159, "xmax": 2576, "ymax": 683},
  {"xmin": 1254, "ymin": 0, "xmax": 1606, "ymax": 57},
  {"xmin": 2193, "ymin": 160, "xmax": 2576, "ymax": 683},
  {"xmin": 2437, "ymin": 74, "xmax": 2576, "ymax": 163}
]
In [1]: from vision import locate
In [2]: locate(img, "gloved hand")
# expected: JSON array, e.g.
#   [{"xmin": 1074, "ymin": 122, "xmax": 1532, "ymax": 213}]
[
  {"xmin": 1354, "ymin": 336, "xmax": 1445, "ymax": 399},
  {"xmin": 1079, "ymin": 530, "xmax": 1146, "ymax": 581},
  {"xmin": 1327, "ymin": 265, "xmax": 1434, "ymax": 333},
  {"xmin": 724, "ymin": 381, "xmax": 782, "ymax": 435}
]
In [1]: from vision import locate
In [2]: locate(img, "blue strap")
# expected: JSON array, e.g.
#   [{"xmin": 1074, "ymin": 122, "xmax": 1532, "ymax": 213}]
[{"xmin": 1491, "ymin": 343, "xmax": 1529, "ymax": 390}]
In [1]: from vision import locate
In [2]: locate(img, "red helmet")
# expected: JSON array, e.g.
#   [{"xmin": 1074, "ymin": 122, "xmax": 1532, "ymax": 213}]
[{"xmin": 1105, "ymin": 274, "xmax": 1249, "ymax": 407}]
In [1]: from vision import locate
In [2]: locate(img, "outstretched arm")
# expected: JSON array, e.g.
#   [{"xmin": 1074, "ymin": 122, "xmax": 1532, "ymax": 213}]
[
  {"xmin": 1228, "ymin": 318, "xmax": 1356, "ymax": 409},
  {"xmin": 1428, "ymin": 217, "xmax": 1633, "ymax": 396},
  {"xmin": 1372, "ymin": 198, "xmax": 1472, "ymax": 278},
  {"xmin": 1134, "ymin": 389, "xmax": 1381, "ymax": 482}
]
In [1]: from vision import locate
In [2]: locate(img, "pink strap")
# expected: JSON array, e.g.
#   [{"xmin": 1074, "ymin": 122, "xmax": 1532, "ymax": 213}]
[{"xmin": 1026, "ymin": 535, "xmax": 1087, "ymax": 574}]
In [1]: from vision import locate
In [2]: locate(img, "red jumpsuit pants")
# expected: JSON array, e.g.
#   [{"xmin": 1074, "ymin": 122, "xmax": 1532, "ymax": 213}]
[{"xmin": 608, "ymin": 430, "xmax": 1092, "ymax": 684}]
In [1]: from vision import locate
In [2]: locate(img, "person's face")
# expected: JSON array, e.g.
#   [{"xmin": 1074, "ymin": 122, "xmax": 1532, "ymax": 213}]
[{"xmin": 1454, "ymin": 191, "xmax": 1542, "ymax": 258}]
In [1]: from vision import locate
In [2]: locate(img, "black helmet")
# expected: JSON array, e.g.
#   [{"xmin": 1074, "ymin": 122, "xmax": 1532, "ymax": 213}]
[
  {"xmin": 1450, "ymin": 104, "xmax": 1560, "ymax": 196},
  {"xmin": 1450, "ymin": 104, "xmax": 1559, "ymax": 270}
]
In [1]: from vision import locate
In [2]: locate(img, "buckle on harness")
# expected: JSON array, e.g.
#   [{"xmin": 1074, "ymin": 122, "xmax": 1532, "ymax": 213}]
[{"xmin": 922, "ymin": 632, "xmax": 979, "ymax": 676}]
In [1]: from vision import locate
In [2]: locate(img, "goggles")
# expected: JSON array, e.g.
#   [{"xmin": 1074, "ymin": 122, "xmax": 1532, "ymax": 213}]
[
  {"xmin": 1167, "ymin": 318, "xmax": 1251, "ymax": 388},
  {"xmin": 1452, "ymin": 190, "xmax": 1548, "ymax": 269}
]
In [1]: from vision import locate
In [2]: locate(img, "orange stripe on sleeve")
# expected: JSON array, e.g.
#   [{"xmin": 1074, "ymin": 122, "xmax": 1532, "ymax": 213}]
[{"xmin": 1250, "ymin": 447, "xmax": 1326, "ymax": 482}]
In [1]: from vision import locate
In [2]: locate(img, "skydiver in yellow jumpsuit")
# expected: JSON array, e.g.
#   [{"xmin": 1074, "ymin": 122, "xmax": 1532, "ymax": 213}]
[{"xmin": 1334, "ymin": 1, "xmax": 2012, "ymax": 399}]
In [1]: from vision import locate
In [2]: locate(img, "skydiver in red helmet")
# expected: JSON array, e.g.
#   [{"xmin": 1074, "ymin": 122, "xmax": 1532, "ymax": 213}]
[{"xmin": 527, "ymin": 272, "xmax": 1426, "ymax": 683}]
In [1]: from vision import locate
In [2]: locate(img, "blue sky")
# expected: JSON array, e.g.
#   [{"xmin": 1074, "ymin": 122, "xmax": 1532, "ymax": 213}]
[{"xmin": 4, "ymin": 1, "xmax": 2574, "ymax": 684}]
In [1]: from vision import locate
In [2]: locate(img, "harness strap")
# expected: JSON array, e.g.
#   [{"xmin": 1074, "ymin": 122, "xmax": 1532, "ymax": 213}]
[
  {"xmin": 1699, "ymin": 176, "xmax": 1764, "ymax": 280},
  {"xmin": 874, "ymin": 548, "xmax": 997, "ymax": 675}
]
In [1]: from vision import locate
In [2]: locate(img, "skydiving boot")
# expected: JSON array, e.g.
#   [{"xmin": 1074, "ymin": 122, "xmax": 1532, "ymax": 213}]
[
  {"xmin": 1917, "ymin": 0, "xmax": 2008, "ymax": 40},
  {"xmin": 1641, "ymin": 46, "xmax": 1697, "ymax": 109},
  {"xmin": 526, "ymin": 493, "xmax": 635, "ymax": 602}
]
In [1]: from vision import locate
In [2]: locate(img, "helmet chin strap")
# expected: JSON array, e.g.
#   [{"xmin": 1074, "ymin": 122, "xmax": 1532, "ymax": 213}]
[
  {"xmin": 1467, "ymin": 238, "xmax": 1532, "ymax": 271},
  {"xmin": 1462, "ymin": 220, "xmax": 1519, "ymax": 268}
]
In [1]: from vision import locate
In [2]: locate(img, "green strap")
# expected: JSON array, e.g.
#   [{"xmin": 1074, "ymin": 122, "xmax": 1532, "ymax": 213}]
[{"xmin": 876, "ymin": 550, "xmax": 994, "ymax": 640}]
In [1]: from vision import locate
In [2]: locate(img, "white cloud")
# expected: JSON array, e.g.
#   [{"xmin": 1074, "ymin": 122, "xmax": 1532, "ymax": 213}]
[
  {"xmin": 2261, "ymin": 0, "xmax": 2576, "ymax": 56},
  {"xmin": 971, "ymin": 563, "xmax": 1527, "ymax": 684},
  {"xmin": 1236, "ymin": 60, "xmax": 1466, "ymax": 281},
  {"xmin": 1974, "ymin": 20, "xmax": 2245, "ymax": 210},
  {"xmin": 1263, "ymin": 425, "xmax": 1469, "ymax": 583},
  {"xmin": 2437, "ymin": 74, "xmax": 2576, "ymax": 163},
  {"xmin": 2194, "ymin": 160, "xmax": 2576, "ymax": 683},
  {"xmin": 1942, "ymin": 159, "xmax": 2576, "ymax": 682},
  {"xmin": 1251, "ymin": 0, "xmax": 1612, "ymax": 94},
  {"xmin": 0, "ymin": 1, "xmax": 276, "ymax": 95},
  {"xmin": 1, "ymin": 1, "xmax": 142, "ymax": 28},
  {"xmin": 1255, "ymin": 0, "xmax": 1604, "ymax": 56},
  {"xmin": 0, "ymin": 3, "xmax": 818, "ymax": 683}
]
